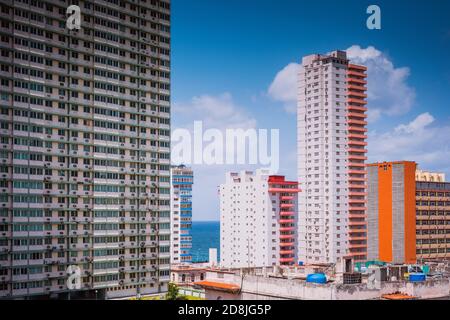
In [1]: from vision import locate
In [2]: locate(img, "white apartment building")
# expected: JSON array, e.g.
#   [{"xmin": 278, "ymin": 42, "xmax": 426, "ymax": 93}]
[
  {"xmin": 0, "ymin": 0, "xmax": 171, "ymax": 299},
  {"xmin": 170, "ymin": 165, "xmax": 193, "ymax": 264},
  {"xmin": 297, "ymin": 51, "xmax": 368, "ymax": 264},
  {"xmin": 219, "ymin": 170, "xmax": 300, "ymax": 268}
]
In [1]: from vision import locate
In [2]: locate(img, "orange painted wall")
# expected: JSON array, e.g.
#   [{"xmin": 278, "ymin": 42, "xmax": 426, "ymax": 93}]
[
  {"xmin": 369, "ymin": 161, "xmax": 417, "ymax": 264},
  {"xmin": 404, "ymin": 162, "xmax": 417, "ymax": 264},
  {"xmin": 377, "ymin": 164, "xmax": 393, "ymax": 262}
]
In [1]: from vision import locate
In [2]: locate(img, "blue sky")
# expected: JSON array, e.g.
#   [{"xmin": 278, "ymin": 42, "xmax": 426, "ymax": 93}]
[{"xmin": 171, "ymin": 0, "xmax": 450, "ymax": 221}]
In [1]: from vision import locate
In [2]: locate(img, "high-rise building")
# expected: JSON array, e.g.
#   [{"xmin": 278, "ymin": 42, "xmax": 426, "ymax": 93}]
[
  {"xmin": 219, "ymin": 169, "xmax": 300, "ymax": 268},
  {"xmin": 416, "ymin": 179, "xmax": 450, "ymax": 261},
  {"xmin": 0, "ymin": 0, "xmax": 171, "ymax": 299},
  {"xmin": 297, "ymin": 50, "xmax": 368, "ymax": 264},
  {"xmin": 170, "ymin": 165, "xmax": 193, "ymax": 264},
  {"xmin": 367, "ymin": 161, "xmax": 417, "ymax": 264}
]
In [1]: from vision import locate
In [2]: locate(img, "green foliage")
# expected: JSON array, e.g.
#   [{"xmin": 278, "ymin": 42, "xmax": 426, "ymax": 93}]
[{"xmin": 165, "ymin": 282, "xmax": 181, "ymax": 300}]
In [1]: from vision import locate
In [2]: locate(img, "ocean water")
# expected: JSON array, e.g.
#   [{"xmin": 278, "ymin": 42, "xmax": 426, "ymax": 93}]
[{"xmin": 190, "ymin": 221, "xmax": 220, "ymax": 263}]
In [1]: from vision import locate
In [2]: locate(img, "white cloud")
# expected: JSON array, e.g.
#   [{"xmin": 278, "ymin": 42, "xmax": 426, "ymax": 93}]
[
  {"xmin": 267, "ymin": 63, "xmax": 299, "ymax": 113},
  {"xmin": 347, "ymin": 45, "xmax": 416, "ymax": 118},
  {"xmin": 173, "ymin": 92, "xmax": 256, "ymax": 129},
  {"xmin": 267, "ymin": 46, "xmax": 416, "ymax": 119},
  {"xmin": 395, "ymin": 112, "xmax": 434, "ymax": 133},
  {"xmin": 368, "ymin": 113, "xmax": 450, "ymax": 173}
]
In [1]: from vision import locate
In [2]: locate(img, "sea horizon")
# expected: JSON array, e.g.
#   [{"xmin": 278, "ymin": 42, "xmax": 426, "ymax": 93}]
[{"xmin": 190, "ymin": 221, "xmax": 220, "ymax": 263}]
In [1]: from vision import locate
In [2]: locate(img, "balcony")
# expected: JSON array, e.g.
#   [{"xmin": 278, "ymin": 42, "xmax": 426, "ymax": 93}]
[
  {"xmin": 347, "ymin": 118, "xmax": 368, "ymax": 126},
  {"xmin": 346, "ymin": 78, "xmax": 367, "ymax": 85},
  {"xmin": 349, "ymin": 236, "xmax": 367, "ymax": 241},
  {"xmin": 280, "ymin": 211, "xmax": 295, "ymax": 217},
  {"xmin": 348, "ymin": 169, "xmax": 367, "ymax": 175},
  {"xmin": 348, "ymin": 243, "xmax": 367, "ymax": 249},
  {"xmin": 348, "ymin": 213, "xmax": 367, "ymax": 219},
  {"xmin": 348, "ymin": 206, "xmax": 368, "ymax": 212},
  {"xmin": 349, "ymin": 221, "xmax": 367, "ymax": 226},
  {"xmin": 279, "ymin": 234, "xmax": 295, "ymax": 240},
  {"xmin": 279, "ymin": 257, "xmax": 294, "ymax": 263},
  {"xmin": 348, "ymin": 140, "xmax": 368, "ymax": 147},
  {"xmin": 279, "ymin": 219, "xmax": 295, "ymax": 224},
  {"xmin": 348, "ymin": 183, "xmax": 366, "ymax": 189},
  {"xmin": 280, "ymin": 242, "xmax": 295, "ymax": 247},
  {"xmin": 349, "ymin": 64, "xmax": 367, "ymax": 72},
  {"xmin": 347, "ymin": 85, "xmax": 367, "ymax": 92},
  {"xmin": 349, "ymin": 199, "xmax": 366, "ymax": 205},
  {"xmin": 348, "ymin": 92, "xmax": 368, "ymax": 99},
  {"xmin": 347, "ymin": 133, "xmax": 368, "ymax": 140},
  {"xmin": 269, "ymin": 187, "xmax": 300, "ymax": 193},
  {"xmin": 349, "ymin": 191, "xmax": 367, "ymax": 196},
  {"xmin": 348, "ymin": 155, "xmax": 368, "ymax": 162}
]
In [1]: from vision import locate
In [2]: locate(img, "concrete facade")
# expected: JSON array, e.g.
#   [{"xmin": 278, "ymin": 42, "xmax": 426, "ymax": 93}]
[
  {"xmin": 199, "ymin": 268, "xmax": 450, "ymax": 300},
  {"xmin": 297, "ymin": 50, "xmax": 368, "ymax": 264},
  {"xmin": 170, "ymin": 264, "xmax": 206, "ymax": 288},
  {"xmin": 170, "ymin": 165, "xmax": 193, "ymax": 264},
  {"xmin": 219, "ymin": 170, "xmax": 299, "ymax": 268},
  {"xmin": 367, "ymin": 161, "xmax": 417, "ymax": 264},
  {"xmin": 0, "ymin": 0, "xmax": 171, "ymax": 299},
  {"xmin": 416, "ymin": 180, "xmax": 450, "ymax": 261}
]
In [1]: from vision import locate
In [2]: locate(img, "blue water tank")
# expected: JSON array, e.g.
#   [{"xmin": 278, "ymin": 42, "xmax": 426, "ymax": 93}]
[
  {"xmin": 409, "ymin": 273, "xmax": 426, "ymax": 282},
  {"xmin": 306, "ymin": 273, "xmax": 327, "ymax": 284},
  {"xmin": 298, "ymin": 261, "xmax": 304, "ymax": 266}
]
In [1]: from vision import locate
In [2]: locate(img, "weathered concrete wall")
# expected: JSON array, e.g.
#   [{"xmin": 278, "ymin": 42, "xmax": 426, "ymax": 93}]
[
  {"xmin": 203, "ymin": 272, "xmax": 450, "ymax": 300},
  {"xmin": 334, "ymin": 284, "xmax": 380, "ymax": 300},
  {"xmin": 240, "ymin": 275, "xmax": 336, "ymax": 300},
  {"xmin": 406, "ymin": 279, "xmax": 450, "ymax": 299},
  {"xmin": 242, "ymin": 292, "xmax": 286, "ymax": 300},
  {"xmin": 205, "ymin": 291, "xmax": 240, "ymax": 301}
]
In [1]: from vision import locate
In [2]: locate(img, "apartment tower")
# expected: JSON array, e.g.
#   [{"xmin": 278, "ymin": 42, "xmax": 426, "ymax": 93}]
[
  {"xmin": 219, "ymin": 170, "xmax": 300, "ymax": 268},
  {"xmin": 0, "ymin": 0, "xmax": 171, "ymax": 299},
  {"xmin": 170, "ymin": 165, "xmax": 193, "ymax": 264},
  {"xmin": 367, "ymin": 161, "xmax": 417, "ymax": 264},
  {"xmin": 297, "ymin": 50, "xmax": 368, "ymax": 264}
]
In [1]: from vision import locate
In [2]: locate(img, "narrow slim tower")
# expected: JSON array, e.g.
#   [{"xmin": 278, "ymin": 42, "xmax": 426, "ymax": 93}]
[
  {"xmin": 297, "ymin": 50, "xmax": 368, "ymax": 264},
  {"xmin": 170, "ymin": 165, "xmax": 193, "ymax": 264}
]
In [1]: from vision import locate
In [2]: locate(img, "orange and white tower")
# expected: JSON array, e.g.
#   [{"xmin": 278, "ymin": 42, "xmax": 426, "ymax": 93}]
[{"xmin": 297, "ymin": 50, "xmax": 368, "ymax": 264}]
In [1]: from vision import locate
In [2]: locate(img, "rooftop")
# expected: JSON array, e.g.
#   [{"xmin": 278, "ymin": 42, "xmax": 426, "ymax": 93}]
[
  {"xmin": 381, "ymin": 293, "xmax": 417, "ymax": 300},
  {"xmin": 193, "ymin": 281, "xmax": 241, "ymax": 293}
]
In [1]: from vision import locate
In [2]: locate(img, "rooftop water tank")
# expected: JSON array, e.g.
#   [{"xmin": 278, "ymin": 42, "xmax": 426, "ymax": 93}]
[
  {"xmin": 409, "ymin": 273, "xmax": 426, "ymax": 282},
  {"xmin": 422, "ymin": 265, "xmax": 430, "ymax": 275},
  {"xmin": 306, "ymin": 273, "xmax": 327, "ymax": 284}
]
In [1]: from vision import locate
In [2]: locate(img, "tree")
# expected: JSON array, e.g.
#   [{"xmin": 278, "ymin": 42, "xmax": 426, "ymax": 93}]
[
  {"xmin": 165, "ymin": 283, "xmax": 187, "ymax": 300},
  {"xmin": 165, "ymin": 282, "xmax": 179, "ymax": 300}
]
